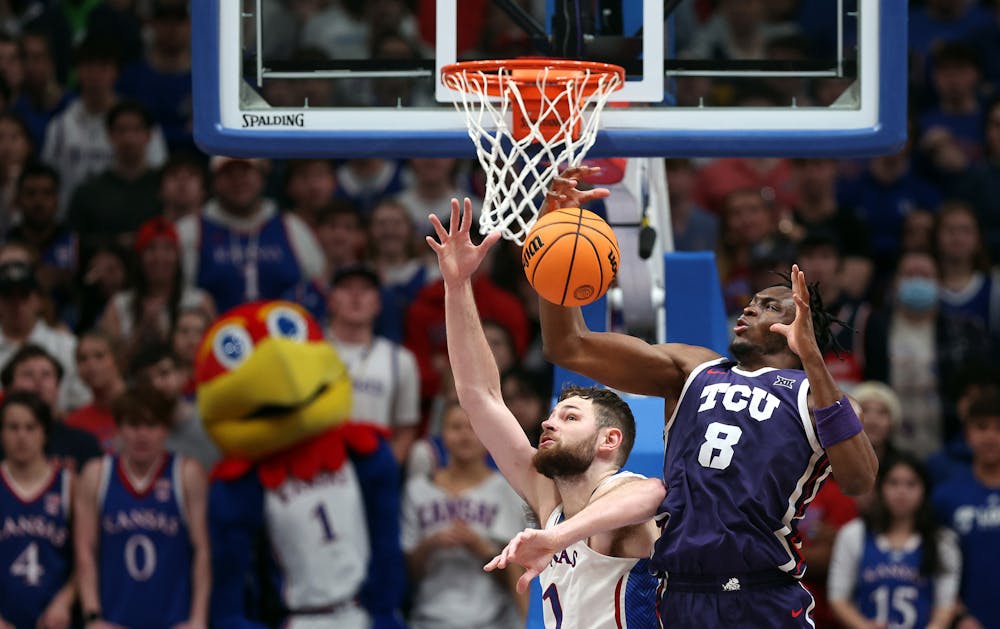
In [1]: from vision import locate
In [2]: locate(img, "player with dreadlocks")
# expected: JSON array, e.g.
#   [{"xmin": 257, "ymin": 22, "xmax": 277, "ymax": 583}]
[{"xmin": 484, "ymin": 167, "xmax": 879, "ymax": 629}]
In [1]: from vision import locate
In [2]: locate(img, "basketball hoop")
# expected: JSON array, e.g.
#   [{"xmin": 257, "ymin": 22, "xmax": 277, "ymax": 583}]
[{"xmin": 441, "ymin": 59, "xmax": 624, "ymax": 245}]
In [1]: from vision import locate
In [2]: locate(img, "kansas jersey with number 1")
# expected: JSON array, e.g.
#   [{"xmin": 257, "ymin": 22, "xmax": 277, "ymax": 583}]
[
  {"xmin": 98, "ymin": 454, "xmax": 192, "ymax": 628},
  {"xmin": 652, "ymin": 358, "xmax": 830, "ymax": 577},
  {"xmin": 539, "ymin": 472, "xmax": 658, "ymax": 629},
  {"xmin": 0, "ymin": 465, "xmax": 71, "ymax": 629}
]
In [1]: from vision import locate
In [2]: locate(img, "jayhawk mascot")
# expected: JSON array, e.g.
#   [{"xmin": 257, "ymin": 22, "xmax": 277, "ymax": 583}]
[{"xmin": 196, "ymin": 301, "xmax": 405, "ymax": 629}]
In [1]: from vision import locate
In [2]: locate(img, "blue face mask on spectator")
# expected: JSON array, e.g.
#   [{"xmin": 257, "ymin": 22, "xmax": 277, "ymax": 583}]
[{"xmin": 897, "ymin": 277, "xmax": 938, "ymax": 312}]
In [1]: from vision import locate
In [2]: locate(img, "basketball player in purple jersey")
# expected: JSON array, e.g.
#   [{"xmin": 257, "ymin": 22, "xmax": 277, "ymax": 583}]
[{"xmin": 492, "ymin": 168, "xmax": 879, "ymax": 628}]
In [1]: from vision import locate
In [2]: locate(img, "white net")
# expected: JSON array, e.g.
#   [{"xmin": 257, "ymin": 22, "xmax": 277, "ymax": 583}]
[{"xmin": 443, "ymin": 62, "xmax": 623, "ymax": 245}]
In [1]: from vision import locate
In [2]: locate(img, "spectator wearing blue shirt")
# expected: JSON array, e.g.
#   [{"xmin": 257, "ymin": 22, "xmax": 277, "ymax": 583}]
[
  {"xmin": 919, "ymin": 43, "xmax": 986, "ymax": 184},
  {"xmin": 838, "ymin": 138, "xmax": 942, "ymax": 271},
  {"xmin": 11, "ymin": 28, "xmax": 70, "ymax": 149},
  {"xmin": 116, "ymin": 1, "xmax": 193, "ymax": 153},
  {"xmin": 5, "ymin": 163, "xmax": 76, "ymax": 321},
  {"xmin": 969, "ymin": 2, "xmax": 1000, "ymax": 95},
  {"xmin": 932, "ymin": 390, "xmax": 1000, "ymax": 629},
  {"xmin": 958, "ymin": 98, "xmax": 1000, "ymax": 262},
  {"xmin": 909, "ymin": 0, "xmax": 990, "ymax": 79}
]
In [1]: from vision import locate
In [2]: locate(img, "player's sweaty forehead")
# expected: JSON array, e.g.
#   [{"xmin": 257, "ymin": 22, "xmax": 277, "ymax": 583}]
[
  {"xmin": 756, "ymin": 285, "xmax": 794, "ymax": 303},
  {"xmin": 743, "ymin": 285, "xmax": 795, "ymax": 313},
  {"xmin": 549, "ymin": 397, "xmax": 592, "ymax": 420}
]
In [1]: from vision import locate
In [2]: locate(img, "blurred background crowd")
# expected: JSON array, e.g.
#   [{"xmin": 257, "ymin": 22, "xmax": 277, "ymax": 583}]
[{"xmin": 0, "ymin": 0, "xmax": 998, "ymax": 627}]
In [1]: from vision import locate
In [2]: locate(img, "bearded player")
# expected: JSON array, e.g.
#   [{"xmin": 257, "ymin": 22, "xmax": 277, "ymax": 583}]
[{"xmin": 426, "ymin": 198, "xmax": 661, "ymax": 629}]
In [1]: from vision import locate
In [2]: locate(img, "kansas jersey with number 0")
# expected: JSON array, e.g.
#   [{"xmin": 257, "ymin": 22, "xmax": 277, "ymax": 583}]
[
  {"xmin": 98, "ymin": 454, "xmax": 191, "ymax": 628},
  {"xmin": 0, "ymin": 465, "xmax": 71, "ymax": 629},
  {"xmin": 539, "ymin": 473, "xmax": 658, "ymax": 629},
  {"xmin": 265, "ymin": 463, "xmax": 370, "ymax": 622},
  {"xmin": 652, "ymin": 358, "xmax": 830, "ymax": 576}
]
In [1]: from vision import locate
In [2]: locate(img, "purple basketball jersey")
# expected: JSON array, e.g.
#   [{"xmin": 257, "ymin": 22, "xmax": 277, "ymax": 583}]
[{"xmin": 651, "ymin": 358, "xmax": 830, "ymax": 578}]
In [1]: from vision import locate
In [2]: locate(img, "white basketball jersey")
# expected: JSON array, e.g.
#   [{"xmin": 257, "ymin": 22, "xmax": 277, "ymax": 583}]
[
  {"xmin": 402, "ymin": 472, "xmax": 527, "ymax": 629},
  {"xmin": 538, "ymin": 473, "xmax": 658, "ymax": 629},
  {"xmin": 328, "ymin": 336, "xmax": 420, "ymax": 431},
  {"xmin": 264, "ymin": 463, "xmax": 370, "ymax": 617}
]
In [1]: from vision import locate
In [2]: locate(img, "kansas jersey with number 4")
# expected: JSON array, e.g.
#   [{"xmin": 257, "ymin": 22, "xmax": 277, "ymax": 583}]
[
  {"xmin": 539, "ymin": 473, "xmax": 659, "ymax": 629},
  {"xmin": 0, "ymin": 465, "xmax": 71, "ymax": 629},
  {"xmin": 652, "ymin": 358, "xmax": 830, "ymax": 577},
  {"xmin": 98, "ymin": 454, "xmax": 192, "ymax": 628}
]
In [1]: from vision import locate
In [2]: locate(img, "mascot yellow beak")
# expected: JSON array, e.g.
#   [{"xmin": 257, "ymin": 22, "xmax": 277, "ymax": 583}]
[{"xmin": 195, "ymin": 302, "xmax": 352, "ymax": 461}]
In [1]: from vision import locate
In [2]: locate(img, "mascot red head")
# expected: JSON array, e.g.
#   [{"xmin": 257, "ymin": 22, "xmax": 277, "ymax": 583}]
[{"xmin": 196, "ymin": 301, "xmax": 404, "ymax": 629}]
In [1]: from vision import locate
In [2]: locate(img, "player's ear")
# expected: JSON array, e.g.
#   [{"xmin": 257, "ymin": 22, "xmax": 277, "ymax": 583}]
[{"xmin": 599, "ymin": 426, "xmax": 623, "ymax": 453}]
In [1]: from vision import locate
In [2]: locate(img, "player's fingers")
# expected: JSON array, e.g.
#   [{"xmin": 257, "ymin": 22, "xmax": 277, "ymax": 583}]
[
  {"xmin": 481, "ymin": 229, "xmax": 502, "ymax": 251},
  {"xmin": 428, "ymin": 213, "xmax": 447, "ymax": 241},
  {"xmin": 460, "ymin": 197, "xmax": 473, "ymax": 233},
  {"xmin": 793, "ymin": 265, "xmax": 808, "ymax": 295},
  {"xmin": 449, "ymin": 198, "xmax": 461, "ymax": 233},
  {"xmin": 581, "ymin": 187, "xmax": 612, "ymax": 200},
  {"xmin": 517, "ymin": 568, "xmax": 539, "ymax": 593},
  {"xmin": 793, "ymin": 292, "xmax": 810, "ymax": 312},
  {"xmin": 483, "ymin": 554, "xmax": 502, "ymax": 571},
  {"xmin": 769, "ymin": 322, "xmax": 789, "ymax": 336},
  {"xmin": 425, "ymin": 235, "xmax": 442, "ymax": 252}
]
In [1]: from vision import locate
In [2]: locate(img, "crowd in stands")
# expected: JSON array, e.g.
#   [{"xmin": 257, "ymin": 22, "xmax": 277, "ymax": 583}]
[{"xmin": 0, "ymin": 0, "xmax": 998, "ymax": 627}]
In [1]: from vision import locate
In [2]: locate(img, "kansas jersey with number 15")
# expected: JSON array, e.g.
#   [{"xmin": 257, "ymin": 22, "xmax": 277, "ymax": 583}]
[
  {"xmin": 98, "ymin": 454, "xmax": 192, "ymax": 628},
  {"xmin": 652, "ymin": 358, "xmax": 831, "ymax": 577},
  {"xmin": 0, "ymin": 465, "xmax": 71, "ymax": 629},
  {"xmin": 539, "ymin": 472, "xmax": 658, "ymax": 629}
]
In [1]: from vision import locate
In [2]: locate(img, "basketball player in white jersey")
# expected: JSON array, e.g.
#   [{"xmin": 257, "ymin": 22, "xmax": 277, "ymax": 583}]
[{"xmin": 426, "ymin": 198, "xmax": 662, "ymax": 629}]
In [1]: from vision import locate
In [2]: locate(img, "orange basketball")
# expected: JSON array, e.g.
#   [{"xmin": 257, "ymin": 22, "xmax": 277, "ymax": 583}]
[{"xmin": 522, "ymin": 208, "xmax": 620, "ymax": 306}]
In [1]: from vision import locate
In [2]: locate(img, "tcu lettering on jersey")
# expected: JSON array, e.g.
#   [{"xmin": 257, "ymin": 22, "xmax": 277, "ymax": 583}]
[{"xmin": 697, "ymin": 382, "xmax": 781, "ymax": 421}]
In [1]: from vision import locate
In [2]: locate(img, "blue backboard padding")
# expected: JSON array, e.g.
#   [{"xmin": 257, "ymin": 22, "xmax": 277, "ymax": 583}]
[
  {"xmin": 662, "ymin": 251, "xmax": 730, "ymax": 355},
  {"xmin": 193, "ymin": 0, "xmax": 908, "ymax": 158}
]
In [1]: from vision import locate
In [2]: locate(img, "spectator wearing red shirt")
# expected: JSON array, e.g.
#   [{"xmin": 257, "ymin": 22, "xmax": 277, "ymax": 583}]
[
  {"xmin": 64, "ymin": 331, "xmax": 125, "ymax": 452},
  {"xmin": 405, "ymin": 219, "xmax": 528, "ymax": 406}
]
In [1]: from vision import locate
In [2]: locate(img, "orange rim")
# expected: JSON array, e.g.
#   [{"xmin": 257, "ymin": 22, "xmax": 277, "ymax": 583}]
[{"xmin": 441, "ymin": 58, "xmax": 625, "ymax": 97}]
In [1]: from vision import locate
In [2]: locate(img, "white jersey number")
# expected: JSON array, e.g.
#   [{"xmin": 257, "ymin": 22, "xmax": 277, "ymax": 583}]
[
  {"xmin": 871, "ymin": 585, "xmax": 918, "ymax": 629},
  {"xmin": 124, "ymin": 534, "xmax": 157, "ymax": 581},
  {"xmin": 11, "ymin": 542, "xmax": 44, "ymax": 586},
  {"xmin": 697, "ymin": 422, "xmax": 743, "ymax": 470}
]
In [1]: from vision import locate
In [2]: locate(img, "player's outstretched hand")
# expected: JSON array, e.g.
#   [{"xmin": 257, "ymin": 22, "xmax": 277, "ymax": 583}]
[
  {"xmin": 484, "ymin": 528, "xmax": 560, "ymax": 593},
  {"xmin": 545, "ymin": 165, "xmax": 611, "ymax": 215},
  {"xmin": 769, "ymin": 264, "xmax": 821, "ymax": 361},
  {"xmin": 426, "ymin": 197, "xmax": 501, "ymax": 286}
]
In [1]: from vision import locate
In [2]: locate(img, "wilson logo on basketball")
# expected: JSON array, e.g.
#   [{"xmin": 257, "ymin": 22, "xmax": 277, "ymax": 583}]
[
  {"xmin": 522, "ymin": 235, "xmax": 544, "ymax": 268},
  {"xmin": 608, "ymin": 250, "xmax": 618, "ymax": 275}
]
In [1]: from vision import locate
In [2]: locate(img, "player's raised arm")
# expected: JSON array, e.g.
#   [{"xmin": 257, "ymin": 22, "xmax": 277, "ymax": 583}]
[
  {"xmin": 539, "ymin": 167, "xmax": 718, "ymax": 397},
  {"xmin": 486, "ymin": 476, "xmax": 666, "ymax": 592},
  {"xmin": 427, "ymin": 198, "xmax": 557, "ymax": 513},
  {"xmin": 771, "ymin": 265, "xmax": 878, "ymax": 496}
]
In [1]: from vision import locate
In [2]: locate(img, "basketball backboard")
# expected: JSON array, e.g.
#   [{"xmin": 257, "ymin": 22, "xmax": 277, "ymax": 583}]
[{"xmin": 192, "ymin": 0, "xmax": 907, "ymax": 159}]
